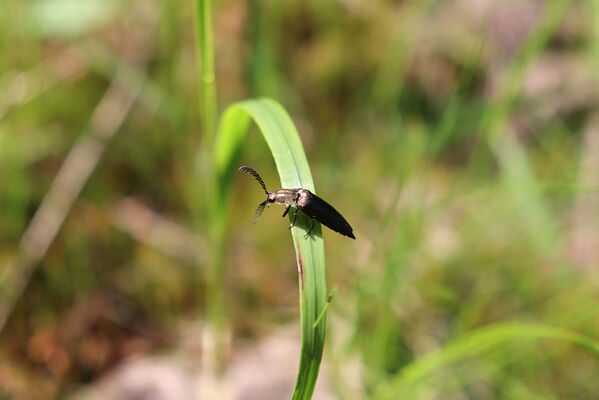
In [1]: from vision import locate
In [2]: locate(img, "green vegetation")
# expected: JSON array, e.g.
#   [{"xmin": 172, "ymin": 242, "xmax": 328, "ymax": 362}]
[
  {"xmin": 1, "ymin": 0, "xmax": 599, "ymax": 399},
  {"xmin": 214, "ymin": 99, "xmax": 329, "ymax": 398}
]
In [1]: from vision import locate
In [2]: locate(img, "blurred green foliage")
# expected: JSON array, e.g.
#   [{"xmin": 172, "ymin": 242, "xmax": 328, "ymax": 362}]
[{"xmin": 1, "ymin": 0, "xmax": 599, "ymax": 399}]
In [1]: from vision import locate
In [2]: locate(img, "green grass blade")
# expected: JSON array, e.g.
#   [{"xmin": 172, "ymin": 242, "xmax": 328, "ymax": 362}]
[
  {"xmin": 193, "ymin": 0, "xmax": 217, "ymax": 141},
  {"xmin": 215, "ymin": 98, "xmax": 328, "ymax": 399},
  {"xmin": 373, "ymin": 322, "xmax": 599, "ymax": 400}
]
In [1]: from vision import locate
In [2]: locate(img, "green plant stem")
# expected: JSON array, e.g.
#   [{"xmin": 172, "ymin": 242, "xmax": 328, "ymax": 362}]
[
  {"xmin": 193, "ymin": 0, "xmax": 225, "ymax": 370},
  {"xmin": 194, "ymin": 0, "xmax": 218, "ymax": 143}
]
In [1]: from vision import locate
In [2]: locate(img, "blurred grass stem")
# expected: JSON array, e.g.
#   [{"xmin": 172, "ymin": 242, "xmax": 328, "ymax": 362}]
[
  {"xmin": 193, "ymin": 0, "xmax": 217, "ymax": 142},
  {"xmin": 0, "ymin": 66, "xmax": 145, "ymax": 333},
  {"xmin": 193, "ymin": 0, "xmax": 228, "ymax": 377}
]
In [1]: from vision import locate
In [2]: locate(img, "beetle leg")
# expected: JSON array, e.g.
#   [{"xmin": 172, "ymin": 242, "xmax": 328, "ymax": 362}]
[
  {"xmin": 282, "ymin": 205, "xmax": 291, "ymax": 218},
  {"xmin": 304, "ymin": 218, "xmax": 316, "ymax": 238},
  {"xmin": 289, "ymin": 207, "xmax": 299, "ymax": 229}
]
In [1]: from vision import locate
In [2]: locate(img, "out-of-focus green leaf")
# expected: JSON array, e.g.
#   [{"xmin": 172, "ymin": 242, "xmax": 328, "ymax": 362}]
[
  {"xmin": 373, "ymin": 322, "xmax": 599, "ymax": 400},
  {"xmin": 30, "ymin": 0, "xmax": 118, "ymax": 38}
]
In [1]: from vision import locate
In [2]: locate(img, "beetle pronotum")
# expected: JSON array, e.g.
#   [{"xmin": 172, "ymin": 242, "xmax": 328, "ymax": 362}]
[{"xmin": 239, "ymin": 166, "xmax": 355, "ymax": 239}]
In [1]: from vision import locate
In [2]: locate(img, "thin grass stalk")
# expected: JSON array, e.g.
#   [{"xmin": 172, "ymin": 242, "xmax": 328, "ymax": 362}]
[
  {"xmin": 194, "ymin": 0, "xmax": 217, "ymax": 142},
  {"xmin": 192, "ymin": 0, "xmax": 227, "ymax": 370}
]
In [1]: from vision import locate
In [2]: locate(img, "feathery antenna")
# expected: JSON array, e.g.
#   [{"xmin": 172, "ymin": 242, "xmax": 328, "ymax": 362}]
[
  {"xmin": 253, "ymin": 200, "xmax": 267, "ymax": 223},
  {"xmin": 239, "ymin": 166, "xmax": 269, "ymax": 195}
]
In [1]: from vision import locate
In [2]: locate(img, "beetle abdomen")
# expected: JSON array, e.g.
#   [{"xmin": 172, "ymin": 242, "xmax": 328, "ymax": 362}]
[{"xmin": 297, "ymin": 189, "xmax": 355, "ymax": 239}]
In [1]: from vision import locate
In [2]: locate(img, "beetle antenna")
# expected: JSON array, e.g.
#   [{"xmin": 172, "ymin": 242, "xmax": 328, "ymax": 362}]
[
  {"xmin": 239, "ymin": 166, "xmax": 269, "ymax": 195},
  {"xmin": 253, "ymin": 201, "xmax": 267, "ymax": 223}
]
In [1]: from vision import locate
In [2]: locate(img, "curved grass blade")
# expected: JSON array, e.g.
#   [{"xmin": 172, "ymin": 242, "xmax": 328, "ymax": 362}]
[
  {"xmin": 373, "ymin": 322, "xmax": 599, "ymax": 400},
  {"xmin": 214, "ymin": 98, "xmax": 328, "ymax": 399}
]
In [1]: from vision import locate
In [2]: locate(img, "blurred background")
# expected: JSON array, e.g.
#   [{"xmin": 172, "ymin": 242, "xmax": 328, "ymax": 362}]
[{"xmin": 2, "ymin": 0, "xmax": 599, "ymax": 399}]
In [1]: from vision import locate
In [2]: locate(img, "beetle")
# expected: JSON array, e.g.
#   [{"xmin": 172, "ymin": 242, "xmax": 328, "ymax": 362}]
[{"xmin": 239, "ymin": 166, "xmax": 355, "ymax": 239}]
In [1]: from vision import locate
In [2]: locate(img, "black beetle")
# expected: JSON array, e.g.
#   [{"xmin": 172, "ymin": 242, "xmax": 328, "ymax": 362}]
[{"xmin": 239, "ymin": 166, "xmax": 355, "ymax": 239}]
